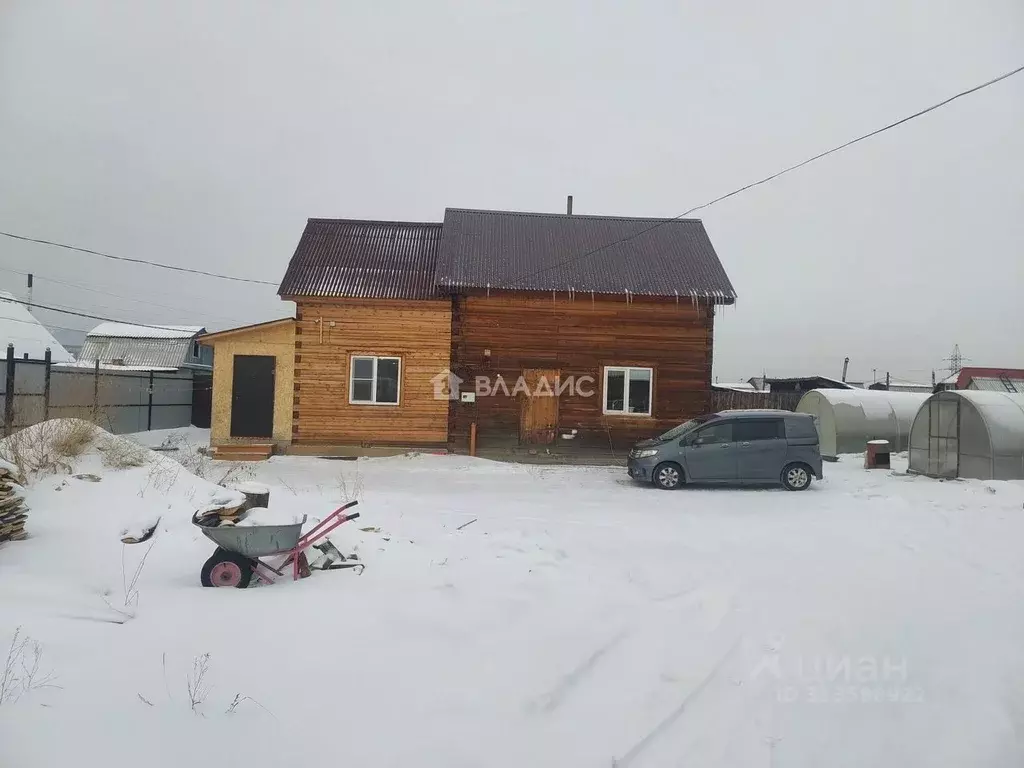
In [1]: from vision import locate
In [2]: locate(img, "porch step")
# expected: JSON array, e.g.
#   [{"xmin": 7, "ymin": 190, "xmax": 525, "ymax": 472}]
[{"xmin": 213, "ymin": 443, "xmax": 273, "ymax": 462}]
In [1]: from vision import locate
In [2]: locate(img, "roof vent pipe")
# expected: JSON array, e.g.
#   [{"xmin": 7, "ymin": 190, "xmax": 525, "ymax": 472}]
[{"xmin": 566, "ymin": 195, "xmax": 573, "ymax": 215}]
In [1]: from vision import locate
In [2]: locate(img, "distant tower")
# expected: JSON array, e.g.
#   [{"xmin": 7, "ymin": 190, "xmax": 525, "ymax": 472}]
[{"xmin": 946, "ymin": 344, "xmax": 963, "ymax": 376}]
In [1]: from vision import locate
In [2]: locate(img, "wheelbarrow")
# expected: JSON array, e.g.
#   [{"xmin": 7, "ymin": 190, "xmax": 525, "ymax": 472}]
[{"xmin": 194, "ymin": 500, "xmax": 361, "ymax": 588}]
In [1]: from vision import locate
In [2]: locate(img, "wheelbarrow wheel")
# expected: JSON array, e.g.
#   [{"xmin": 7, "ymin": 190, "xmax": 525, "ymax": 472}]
[{"xmin": 201, "ymin": 548, "xmax": 254, "ymax": 588}]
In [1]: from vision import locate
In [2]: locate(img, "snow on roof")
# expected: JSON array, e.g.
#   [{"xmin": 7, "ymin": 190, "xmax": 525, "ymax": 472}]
[
  {"xmin": 713, "ymin": 381, "xmax": 758, "ymax": 391},
  {"xmin": 0, "ymin": 291, "xmax": 75, "ymax": 362},
  {"xmin": 53, "ymin": 361, "xmax": 178, "ymax": 372},
  {"xmin": 87, "ymin": 322, "xmax": 205, "ymax": 340}
]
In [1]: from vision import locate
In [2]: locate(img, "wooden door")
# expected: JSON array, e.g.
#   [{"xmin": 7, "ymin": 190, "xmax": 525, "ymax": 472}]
[
  {"xmin": 519, "ymin": 368, "xmax": 559, "ymax": 444},
  {"xmin": 230, "ymin": 355, "xmax": 276, "ymax": 438}
]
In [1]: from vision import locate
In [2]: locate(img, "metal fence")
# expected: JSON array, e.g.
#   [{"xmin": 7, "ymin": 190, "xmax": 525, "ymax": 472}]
[
  {"xmin": 710, "ymin": 390, "xmax": 802, "ymax": 412},
  {"xmin": 1, "ymin": 344, "xmax": 209, "ymax": 436}
]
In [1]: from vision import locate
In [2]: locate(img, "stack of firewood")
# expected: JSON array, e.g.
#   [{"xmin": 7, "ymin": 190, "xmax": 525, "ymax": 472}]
[
  {"xmin": 0, "ymin": 464, "xmax": 27, "ymax": 543},
  {"xmin": 193, "ymin": 485, "xmax": 270, "ymax": 528}
]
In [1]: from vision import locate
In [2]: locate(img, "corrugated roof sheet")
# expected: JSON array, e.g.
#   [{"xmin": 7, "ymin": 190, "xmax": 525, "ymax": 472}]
[
  {"xmin": 969, "ymin": 377, "xmax": 1024, "ymax": 393},
  {"xmin": 77, "ymin": 337, "xmax": 199, "ymax": 369},
  {"xmin": 88, "ymin": 322, "xmax": 205, "ymax": 340},
  {"xmin": 278, "ymin": 218, "xmax": 443, "ymax": 300},
  {"xmin": 435, "ymin": 208, "xmax": 736, "ymax": 300}
]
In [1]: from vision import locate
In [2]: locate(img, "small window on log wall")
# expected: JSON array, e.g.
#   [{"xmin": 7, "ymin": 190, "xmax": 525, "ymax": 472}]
[
  {"xmin": 350, "ymin": 355, "xmax": 401, "ymax": 405},
  {"xmin": 603, "ymin": 366, "xmax": 653, "ymax": 416}
]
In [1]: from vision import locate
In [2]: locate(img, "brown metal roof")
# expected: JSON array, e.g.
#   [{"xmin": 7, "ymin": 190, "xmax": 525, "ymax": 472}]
[
  {"xmin": 435, "ymin": 208, "xmax": 736, "ymax": 301},
  {"xmin": 278, "ymin": 218, "xmax": 443, "ymax": 300}
]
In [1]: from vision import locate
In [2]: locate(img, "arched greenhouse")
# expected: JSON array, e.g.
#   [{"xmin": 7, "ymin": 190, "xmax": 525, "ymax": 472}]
[
  {"xmin": 908, "ymin": 390, "xmax": 1024, "ymax": 480},
  {"xmin": 796, "ymin": 389, "xmax": 929, "ymax": 459}
]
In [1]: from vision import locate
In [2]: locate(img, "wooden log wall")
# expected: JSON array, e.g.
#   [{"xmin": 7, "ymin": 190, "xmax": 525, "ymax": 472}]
[
  {"xmin": 293, "ymin": 298, "xmax": 451, "ymax": 446},
  {"xmin": 449, "ymin": 292, "xmax": 715, "ymax": 450}
]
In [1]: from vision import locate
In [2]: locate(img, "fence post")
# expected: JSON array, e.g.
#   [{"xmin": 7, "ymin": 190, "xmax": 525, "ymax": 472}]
[
  {"xmin": 92, "ymin": 359, "xmax": 100, "ymax": 423},
  {"xmin": 3, "ymin": 344, "xmax": 14, "ymax": 436},
  {"xmin": 147, "ymin": 371, "xmax": 154, "ymax": 431},
  {"xmin": 43, "ymin": 348, "xmax": 52, "ymax": 421}
]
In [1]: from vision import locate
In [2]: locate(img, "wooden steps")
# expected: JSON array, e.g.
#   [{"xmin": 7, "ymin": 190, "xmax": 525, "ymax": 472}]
[{"xmin": 212, "ymin": 443, "xmax": 273, "ymax": 462}]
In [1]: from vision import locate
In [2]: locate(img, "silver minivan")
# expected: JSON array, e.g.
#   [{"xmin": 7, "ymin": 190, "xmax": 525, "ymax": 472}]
[{"xmin": 626, "ymin": 410, "xmax": 823, "ymax": 491}]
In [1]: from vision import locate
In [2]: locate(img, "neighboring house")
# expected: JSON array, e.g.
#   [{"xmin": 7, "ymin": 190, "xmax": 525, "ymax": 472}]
[
  {"xmin": 762, "ymin": 375, "xmax": 852, "ymax": 393},
  {"xmin": 436, "ymin": 208, "xmax": 734, "ymax": 451},
  {"xmin": 0, "ymin": 291, "xmax": 74, "ymax": 362},
  {"xmin": 74, "ymin": 322, "xmax": 212, "ymax": 371},
  {"xmin": 64, "ymin": 322, "xmax": 214, "ymax": 429},
  {"xmin": 934, "ymin": 367, "xmax": 1024, "ymax": 394},
  {"xmin": 197, "ymin": 319, "xmax": 295, "ymax": 457},
  {"xmin": 712, "ymin": 382, "xmax": 759, "ymax": 393},
  {"xmin": 278, "ymin": 219, "xmax": 451, "ymax": 450},
  {"xmin": 868, "ymin": 378, "xmax": 932, "ymax": 394}
]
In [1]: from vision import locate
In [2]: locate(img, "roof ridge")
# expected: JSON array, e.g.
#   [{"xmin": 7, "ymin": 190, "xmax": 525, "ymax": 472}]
[
  {"xmin": 306, "ymin": 217, "xmax": 443, "ymax": 228},
  {"xmin": 443, "ymin": 207, "xmax": 704, "ymax": 224}
]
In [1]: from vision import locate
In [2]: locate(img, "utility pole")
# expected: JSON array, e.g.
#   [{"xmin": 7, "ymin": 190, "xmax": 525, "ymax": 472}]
[{"xmin": 886, "ymin": 371, "xmax": 891, "ymax": 389}]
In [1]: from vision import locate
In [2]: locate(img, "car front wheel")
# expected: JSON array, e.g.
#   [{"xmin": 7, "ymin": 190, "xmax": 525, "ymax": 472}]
[
  {"xmin": 781, "ymin": 463, "xmax": 813, "ymax": 491},
  {"xmin": 653, "ymin": 462, "xmax": 683, "ymax": 490}
]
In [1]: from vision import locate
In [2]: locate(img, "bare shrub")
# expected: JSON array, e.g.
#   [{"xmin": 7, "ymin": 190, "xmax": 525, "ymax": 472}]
[
  {"xmin": 0, "ymin": 419, "xmax": 97, "ymax": 476},
  {"xmin": 98, "ymin": 435, "xmax": 149, "ymax": 469},
  {"xmin": 217, "ymin": 463, "xmax": 255, "ymax": 486},
  {"xmin": 337, "ymin": 465, "xmax": 363, "ymax": 502},
  {"xmin": 175, "ymin": 445, "xmax": 212, "ymax": 480},
  {"xmin": 187, "ymin": 653, "xmax": 211, "ymax": 714},
  {"xmin": 0, "ymin": 628, "xmax": 58, "ymax": 705},
  {"xmin": 139, "ymin": 654, "xmax": 274, "ymax": 718},
  {"xmin": 225, "ymin": 692, "xmax": 275, "ymax": 717},
  {"xmin": 137, "ymin": 459, "xmax": 180, "ymax": 498},
  {"xmin": 101, "ymin": 542, "xmax": 154, "ymax": 621}
]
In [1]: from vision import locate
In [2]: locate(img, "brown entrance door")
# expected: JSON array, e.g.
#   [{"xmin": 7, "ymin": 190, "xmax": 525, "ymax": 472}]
[{"xmin": 519, "ymin": 368, "xmax": 559, "ymax": 444}]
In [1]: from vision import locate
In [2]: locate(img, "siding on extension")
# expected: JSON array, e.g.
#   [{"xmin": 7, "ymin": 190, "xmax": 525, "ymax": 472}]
[
  {"xmin": 293, "ymin": 298, "xmax": 451, "ymax": 447},
  {"xmin": 448, "ymin": 292, "xmax": 714, "ymax": 451}
]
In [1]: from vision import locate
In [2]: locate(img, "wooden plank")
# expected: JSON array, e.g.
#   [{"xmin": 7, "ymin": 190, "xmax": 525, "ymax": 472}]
[
  {"xmin": 292, "ymin": 299, "xmax": 452, "ymax": 445},
  {"xmin": 449, "ymin": 292, "xmax": 715, "ymax": 450}
]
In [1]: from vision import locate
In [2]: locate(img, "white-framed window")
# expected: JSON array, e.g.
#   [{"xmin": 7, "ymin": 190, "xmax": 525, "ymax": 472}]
[
  {"xmin": 603, "ymin": 366, "xmax": 653, "ymax": 416},
  {"xmin": 349, "ymin": 355, "xmax": 401, "ymax": 405}
]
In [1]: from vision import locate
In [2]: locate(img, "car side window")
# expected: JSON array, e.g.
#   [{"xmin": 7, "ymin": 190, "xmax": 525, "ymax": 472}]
[
  {"xmin": 691, "ymin": 421, "xmax": 733, "ymax": 445},
  {"xmin": 734, "ymin": 419, "xmax": 784, "ymax": 442}
]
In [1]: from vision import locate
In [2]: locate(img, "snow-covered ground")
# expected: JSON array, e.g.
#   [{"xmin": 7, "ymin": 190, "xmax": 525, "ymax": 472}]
[{"xmin": 2, "ymin": 428, "xmax": 1024, "ymax": 766}]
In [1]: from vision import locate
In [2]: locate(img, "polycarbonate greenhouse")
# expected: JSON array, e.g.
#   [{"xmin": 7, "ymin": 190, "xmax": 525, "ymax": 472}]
[
  {"xmin": 796, "ymin": 389, "xmax": 930, "ymax": 459},
  {"xmin": 908, "ymin": 390, "xmax": 1024, "ymax": 480}
]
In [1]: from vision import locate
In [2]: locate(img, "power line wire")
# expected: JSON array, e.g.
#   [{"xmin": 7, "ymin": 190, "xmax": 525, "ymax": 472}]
[
  {"xmin": 0, "ymin": 231, "xmax": 278, "ymax": 286},
  {"xmin": 0, "ymin": 265, "xmax": 250, "ymax": 326},
  {"xmin": 0, "ymin": 295, "xmax": 207, "ymax": 333},
  {"xmin": 507, "ymin": 62, "xmax": 1024, "ymax": 288}
]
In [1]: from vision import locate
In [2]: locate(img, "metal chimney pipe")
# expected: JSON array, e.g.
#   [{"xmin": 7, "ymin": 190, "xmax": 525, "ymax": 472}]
[
  {"xmin": 841, "ymin": 356, "xmax": 849, "ymax": 382},
  {"xmin": 566, "ymin": 195, "xmax": 573, "ymax": 215}
]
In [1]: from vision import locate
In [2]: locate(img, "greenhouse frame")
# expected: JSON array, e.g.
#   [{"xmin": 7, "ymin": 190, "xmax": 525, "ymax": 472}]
[
  {"xmin": 796, "ymin": 389, "xmax": 929, "ymax": 459},
  {"xmin": 908, "ymin": 390, "xmax": 1024, "ymax": 480}
]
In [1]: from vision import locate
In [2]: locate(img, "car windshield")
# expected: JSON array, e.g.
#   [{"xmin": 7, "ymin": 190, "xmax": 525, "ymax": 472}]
[{"xmin": 658, "ymin": 415, "xmax": 712, "ymax": 440}]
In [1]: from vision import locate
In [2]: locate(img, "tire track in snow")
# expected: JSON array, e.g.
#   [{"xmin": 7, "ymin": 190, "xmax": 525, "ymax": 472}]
[
  {"xmin": 529, "ymin": 629, "xmax": 630, "ymax": 714},
  {"xmin": 611, "ymin": 636, "xmax": 743, "ymax": 767}
]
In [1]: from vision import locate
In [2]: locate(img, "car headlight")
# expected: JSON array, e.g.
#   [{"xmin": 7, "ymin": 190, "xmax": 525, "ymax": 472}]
[{"xmin": 635, "ymin": 449, "xmax": 659, "ymax": 458}]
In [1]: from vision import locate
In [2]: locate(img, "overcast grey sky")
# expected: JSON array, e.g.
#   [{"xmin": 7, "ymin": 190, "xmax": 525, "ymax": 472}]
[{"xmin": 1, "ymin": 1, "xmax": 1021, "ymax": 384}]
